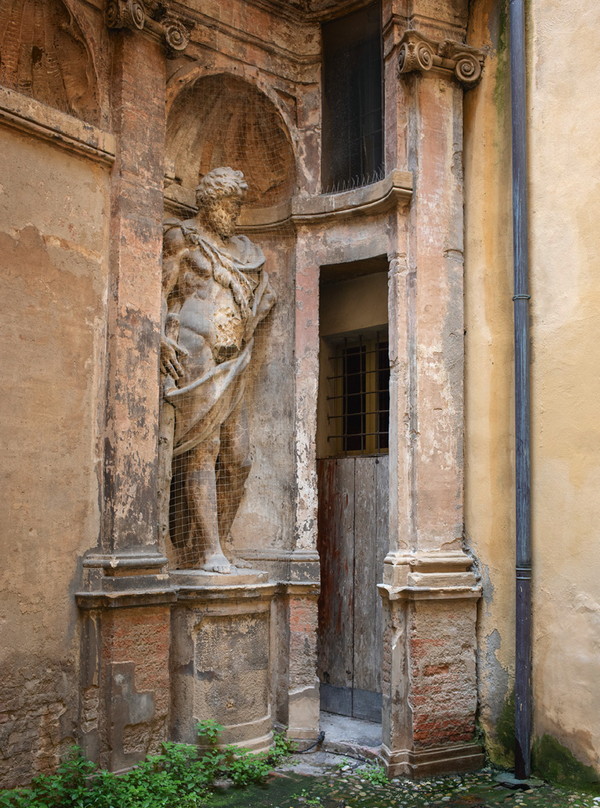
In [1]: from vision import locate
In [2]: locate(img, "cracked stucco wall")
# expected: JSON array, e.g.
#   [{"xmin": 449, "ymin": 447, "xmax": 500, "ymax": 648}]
[
  {"xmin": 0, "ymin": 126, "xmax": 110, "ymax": 786},
  {"xmin": 465, "ymin": 0, "xmax": 600, "ymax": 775}
]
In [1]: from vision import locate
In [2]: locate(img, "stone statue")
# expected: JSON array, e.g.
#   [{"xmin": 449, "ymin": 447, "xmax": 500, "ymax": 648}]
[{"xmin": 160, "ymin": 167, "xmax": 276, "ymax": 573}]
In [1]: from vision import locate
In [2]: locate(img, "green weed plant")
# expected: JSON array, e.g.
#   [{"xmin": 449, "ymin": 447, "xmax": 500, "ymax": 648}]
[{"xmin": 0, "ymin": 721, "xmax": 294, "ymax": 808}]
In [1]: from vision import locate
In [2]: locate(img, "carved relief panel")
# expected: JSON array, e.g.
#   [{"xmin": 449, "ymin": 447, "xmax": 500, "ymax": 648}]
[{"xmin": 0, "ymin": 0, "xmax": 100, "ymax": 123}]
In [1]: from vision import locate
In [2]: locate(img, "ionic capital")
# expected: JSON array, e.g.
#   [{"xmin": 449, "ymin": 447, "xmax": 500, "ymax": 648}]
[
  {"xmin": 105, "ymin": 0, "xmax": 191, "ymax": 57},
  {"xmin": 398, "ymin": 30, "xmax": 485, "ymax": 88}
]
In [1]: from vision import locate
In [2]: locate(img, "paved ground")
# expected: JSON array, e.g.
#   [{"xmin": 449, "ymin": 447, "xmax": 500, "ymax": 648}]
[
  {"xmin": 320, "ymin": 712, "xmax": 382, "ymax": 759},
  {"xmin": 209, "ymin": 751, "xmax": 600, "ymax": 808}
]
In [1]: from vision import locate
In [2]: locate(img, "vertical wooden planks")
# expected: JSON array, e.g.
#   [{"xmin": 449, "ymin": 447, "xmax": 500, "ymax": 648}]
[
  {"xmin": 317, "ymin": 458, "xmax": 355, "ymax": 708},
  {"xmin": 375, "ymin": 455, "xmax": 390, "ymax": 691},
  {"xmin": 318, "ymin": 454, "xmax": 389, "ymax": 720},
  {"xmin": 353, "ymin": 456, "xmax": 378, "ymax": 695}
]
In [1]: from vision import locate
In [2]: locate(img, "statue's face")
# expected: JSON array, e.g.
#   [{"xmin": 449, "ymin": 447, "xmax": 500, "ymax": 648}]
[{"xmin": 205, "ymin": 195, "xmax": 243, "ymax": 239}]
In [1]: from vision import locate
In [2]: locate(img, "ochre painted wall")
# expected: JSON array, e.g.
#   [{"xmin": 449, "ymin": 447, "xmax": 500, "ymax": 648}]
[
  {"xmin": 0, "ymin": 127, "xmax": 110, "ymax": 783},
  {"xmin": 465, "ymin": 0, "xmax": 600, "ymax": 774}
]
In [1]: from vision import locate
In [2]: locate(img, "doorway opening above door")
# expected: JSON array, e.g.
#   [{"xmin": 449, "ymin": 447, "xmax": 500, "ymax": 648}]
[{"xmin": 317, "ymin": 256, "xmax": 390, "ymax": 727}]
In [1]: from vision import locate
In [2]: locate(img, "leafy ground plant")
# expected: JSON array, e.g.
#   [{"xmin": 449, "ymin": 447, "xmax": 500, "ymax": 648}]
[
  {"xmin": 0, "ymin": 722, "xmax": 294, "ymax": 807},
  {"xmin": 357, "ymin": 761, "xmax": 388, "ymax": 786}
]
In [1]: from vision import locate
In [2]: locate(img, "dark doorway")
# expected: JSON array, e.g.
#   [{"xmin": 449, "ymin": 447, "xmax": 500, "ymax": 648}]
[{"xmin": 317, "ymin": 258, "xmax": 389, "ymax": 723}]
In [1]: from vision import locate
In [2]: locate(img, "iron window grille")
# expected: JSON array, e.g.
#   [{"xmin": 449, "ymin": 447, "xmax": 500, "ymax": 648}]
[{"xmin": 326, "ymin": 332, "xmax": 389, "ymax": 455}]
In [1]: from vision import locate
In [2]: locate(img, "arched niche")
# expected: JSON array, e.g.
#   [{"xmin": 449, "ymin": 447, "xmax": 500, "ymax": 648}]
[
  {"xmin": 0, "ymin": 0, "xmax": 100, "ymax": 125},
  {"xmin": 165, "ymin": 73, "xmax": 296, "ymax": 210}
]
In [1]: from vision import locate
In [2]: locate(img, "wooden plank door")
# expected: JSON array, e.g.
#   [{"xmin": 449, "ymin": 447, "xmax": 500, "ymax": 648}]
[{"xmin": 317, "ymin": 455, "xmax": 389, "ymax": 722}]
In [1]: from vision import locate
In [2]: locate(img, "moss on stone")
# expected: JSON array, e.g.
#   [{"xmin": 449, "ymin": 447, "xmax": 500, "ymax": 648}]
[
  {"xmin": 487, "ymin": 690, "xmax": 515, "ymax": 768},
  {"xmin": 493, "ymin": 0, "xmax": 509, "ymax": 114},
  {"xmin": 532, "ymin": 734, "xmax": 600, "ymax": 794}
]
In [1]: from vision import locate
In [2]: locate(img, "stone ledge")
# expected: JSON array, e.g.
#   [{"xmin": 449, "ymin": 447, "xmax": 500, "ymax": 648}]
[
  {"xmin": 378, "ymin": 584, "xmax": 481, "ymax": 602},
  {"xmin": 83, "ymin": 552, "xmax": 169, "ymax": 570},
  {"xmin": 381, "ymin": 741, "xmax": 485, "ymax": 777},
  {"xmin": 75, "ymin": 589, "xmax": 176, "ymax": 610},
  {"xmin": 0, "ymin": 86, "xmax": 116, "ymax": 164},
  {"xmin": 382, "ymin": 549, "xmax": 481, "ymax": 593},
  {"xmin": 289, "ymin": 169, "xmax": 413, "ymax": 224},
  {"xmin": 75, "ymin": 576, "xmax": 319, "ymax": 609},
  {"xmin": 240, "ymin": 549, "xmax": 320, "ymax": 562},
  {"xmin": 174, "ymin": 581, "xmax": 279, "ymax": 604},
  {"xmin": 170, "ymin": 568, "xmax": 270, "ymax": 587}
]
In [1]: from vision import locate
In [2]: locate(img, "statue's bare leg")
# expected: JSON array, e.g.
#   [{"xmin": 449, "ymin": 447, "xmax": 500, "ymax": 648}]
[
  {"xmin": 170, "ymin": 452, "xmax": 195, "ymax": 565},
  {"xmin": 186, "ymin": 434, "xmax": 232, "ymax": 574},
  {"xmin": 217, "ymin": 401, "xmax": 251, "ymax": 552}
]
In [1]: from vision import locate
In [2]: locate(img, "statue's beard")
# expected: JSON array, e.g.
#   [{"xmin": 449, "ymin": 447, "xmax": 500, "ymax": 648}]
[{"xmin": 205, "ymin": 206, "xmax": 237, "ymax": 239}]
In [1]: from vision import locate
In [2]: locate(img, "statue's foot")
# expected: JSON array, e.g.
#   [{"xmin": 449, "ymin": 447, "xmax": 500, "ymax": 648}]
[
  {"xmin": 233, "ymin": 557, "xmax": 253, "ymax": 569},
  {"xmin": 202, "ymin": 553, "xmax": 233, "ymax": 574}
]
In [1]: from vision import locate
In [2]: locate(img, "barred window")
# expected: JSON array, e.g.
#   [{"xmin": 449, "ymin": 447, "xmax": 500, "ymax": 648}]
[
  {"xmin": 326, "ymin": 332, "xmax": 389, "ymax": 456},
  {"xmin": 321, "ymin": 2, "xmax": 384, "ymax": 192}
]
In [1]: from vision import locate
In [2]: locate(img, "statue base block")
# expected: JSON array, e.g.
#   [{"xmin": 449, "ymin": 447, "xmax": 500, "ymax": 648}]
[
  {"xmin": 170, "ymin": 568, "xmax": 269, "ymax": 587},
  {"xmin": 170, "ymin": 576, "xmax": 277, "ymax": 751}
]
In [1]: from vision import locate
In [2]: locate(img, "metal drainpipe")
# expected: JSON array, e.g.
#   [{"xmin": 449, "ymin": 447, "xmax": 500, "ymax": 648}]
[{"xmin": 509, "ymin": 0, "xmax": 532, "ymax": 780}]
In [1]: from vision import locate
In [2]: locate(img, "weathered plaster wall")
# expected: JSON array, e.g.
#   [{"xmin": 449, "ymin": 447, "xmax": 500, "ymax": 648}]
[
  {"xmin": 0, "ymin": 128, "xmax": 110, "ymax": 785},
  {"xmin": 465, "ymin": 0, "xmax": 600, "ymax": 774},
  {"xmin": 230, "ymin": 233, "xmax": 297, "ymax": 561}
]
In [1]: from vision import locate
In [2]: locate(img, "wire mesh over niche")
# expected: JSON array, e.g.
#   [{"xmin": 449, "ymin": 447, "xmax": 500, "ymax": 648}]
[{"xmin": 159, "ymin": 73, "xmax": 297, "ymax": 573}]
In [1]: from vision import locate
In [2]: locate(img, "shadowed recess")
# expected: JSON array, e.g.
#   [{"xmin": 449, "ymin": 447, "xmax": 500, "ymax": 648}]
[{"xmin": 166, "ymin": 73, "xmax": 296, "ymax": 209}]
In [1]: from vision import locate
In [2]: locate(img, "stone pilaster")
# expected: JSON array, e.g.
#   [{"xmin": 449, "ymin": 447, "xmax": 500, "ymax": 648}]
[
  {"xmin": 287, "ymin": 225, "xmax": 322, "ymax": 741},
  {"xmin": 76, "ymin": 22, "xmax": 173, "ymax": 771},
  {"xmin": 381, "ymin": 9, "xmax": 485, "ymax": 776},
  {"xmin": 79, "ymin": 20, "xmax": 169, "ymax": 586}
]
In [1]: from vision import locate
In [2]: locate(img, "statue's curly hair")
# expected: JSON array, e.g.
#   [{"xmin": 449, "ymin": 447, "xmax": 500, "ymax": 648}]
[{"xmin": 195, "ymin": 167, "xmax": 248, "ymax": 208}]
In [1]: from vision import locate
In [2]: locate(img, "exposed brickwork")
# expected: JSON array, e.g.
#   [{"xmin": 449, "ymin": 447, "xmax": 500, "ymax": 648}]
[
  {"xmin": 101, "ymin": 606, "xmax": 171, "ymax": 769},
  {"xmin": 288, "ymin": 596, "xmax": 318, "ymax": 686},
  {"xmin": 0, "ymin": 662, "xmax": 76, "ymax": 788},
  {"xmin": 409, "ymin": 600, "xmax": 478, "ymax": 749}
]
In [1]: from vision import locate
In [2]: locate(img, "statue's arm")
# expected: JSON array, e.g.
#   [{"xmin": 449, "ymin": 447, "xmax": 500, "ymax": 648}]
[
  {"xmin": 161, "ymin": 224, "xmax": 189, "ymax": 381},
  {"xmin": 162, "ymin": 226, "xmax": 188, "ymax": 301}
]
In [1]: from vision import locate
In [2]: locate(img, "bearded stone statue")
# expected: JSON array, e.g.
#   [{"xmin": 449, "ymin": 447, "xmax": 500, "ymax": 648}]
[{"xmin": 160, "ymin": 167, "xmax": 276, "ymax": 573}]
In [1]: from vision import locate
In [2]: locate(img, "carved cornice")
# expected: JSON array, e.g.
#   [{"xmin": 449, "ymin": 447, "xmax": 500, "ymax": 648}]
[
  {"xmin": 397, "ymin": 30, "xmax": 485, "ymax": 88},
  {"xmin": 105, "ymin": 0, "xmax": 192, "ymax": 57}
]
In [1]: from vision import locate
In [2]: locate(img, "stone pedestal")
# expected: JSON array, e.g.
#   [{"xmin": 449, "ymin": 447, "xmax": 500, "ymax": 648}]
[
  {"xmin": 284, "ymin": 582, "xmax": 320, "ymax": 741},
  {"xmin": 77, "ymin": 589, "xmax": 174, "ymax": 771},
  {"xmin": 379, "ymin": 552, "xmax": 484, "ymax": 776},
  {"xmin": 170, "ymin": 571, "xmax": 276, "ymax": 751}
]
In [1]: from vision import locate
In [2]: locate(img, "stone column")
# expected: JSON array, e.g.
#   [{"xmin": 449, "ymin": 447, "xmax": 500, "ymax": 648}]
[
  {"xmin": 76, "ymin": 10, "xmax": 189, "ymax": 768},
  {"xmin": 85, "ymin": 16, "xmax": 168, "ymax": 587},
  {"xmin": 286, "ymin": 226, "xmax": 321, "ymax": 740},
  {"xmin": 380, "ymin": 17, "xmax": 485, "ymax": 776}
]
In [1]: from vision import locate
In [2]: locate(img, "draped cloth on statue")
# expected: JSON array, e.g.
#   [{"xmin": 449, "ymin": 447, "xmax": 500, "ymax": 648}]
[{"xmin": 163, "ymin": 222, "xmax": 274, "ymax": 457}]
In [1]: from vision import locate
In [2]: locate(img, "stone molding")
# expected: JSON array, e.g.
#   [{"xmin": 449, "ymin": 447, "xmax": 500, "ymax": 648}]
[
  {"xmin": 0, "ymin": 86, "xmax": 115, "ymax": 165},
  {"xmin": 105, "ymin": 0, "xmax": 192, "ymax": 57},
  {"xmin": 381, "ymin": 741, "xmax": 485, "ymax": 777},
  {"xmin": 381, "ymin": 549, "xmax": 482, "ymax": 597},
  {"xmin": 397, "ymin": 30, "xmax": 485, "ymax": 88},
  {"xmin": 164, "ymin": 169, "xmax": 413, "ymax": 231},
  {"xmin": 76, "ymin": 577, "xmax": 319, "ymax": 610},
  {"xmin": 75, "ymin": 589, "xmax": 176, "ymax": 609}
]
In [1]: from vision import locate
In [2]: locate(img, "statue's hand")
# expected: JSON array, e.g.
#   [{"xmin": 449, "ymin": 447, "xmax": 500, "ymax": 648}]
[{"xmin": 160, "ymin": 336, "xmax": 188, "ymax": 380}]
